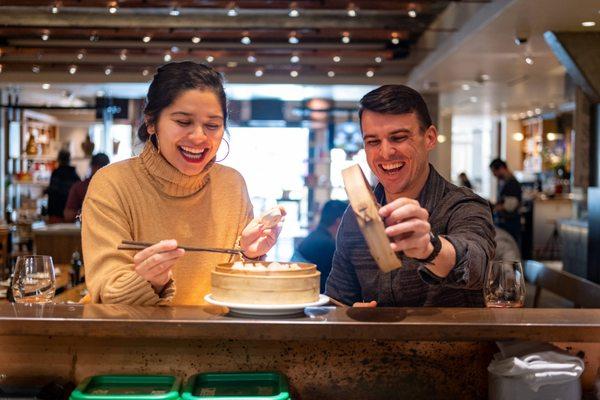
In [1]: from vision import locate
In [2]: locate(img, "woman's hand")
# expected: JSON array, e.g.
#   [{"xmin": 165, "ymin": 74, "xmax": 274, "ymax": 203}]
[
  {"xmin": 132, "ymin": 239, "xmax": 185, "ymax": 293},
  {"xmin": 240, "ymin": 206, "xmax": 286, "ymax": 259}
]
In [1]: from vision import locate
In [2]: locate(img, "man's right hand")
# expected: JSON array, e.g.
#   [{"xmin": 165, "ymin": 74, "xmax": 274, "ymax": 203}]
[
  {"xmin": 352, "ymin": 300, "xmax": 377, "ymax": 308},
  {"xmin": 132, "ymin": 239, "xmax": 185, "ymax": 293}
]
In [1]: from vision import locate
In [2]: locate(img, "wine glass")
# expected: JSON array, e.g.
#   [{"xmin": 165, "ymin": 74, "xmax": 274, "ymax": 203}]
[
  {"xmin": 484, "ymin": 260, "xmax": 525, "ymax": 308},
  {"xmin": 11, "ymin": 255, "xmax": 56, "ymax": 304}
]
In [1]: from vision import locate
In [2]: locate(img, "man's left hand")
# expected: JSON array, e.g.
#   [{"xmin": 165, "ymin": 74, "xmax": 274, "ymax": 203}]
[{"xmin": 378, "ymin": 198, "xmax": 433, "ymax": 260}]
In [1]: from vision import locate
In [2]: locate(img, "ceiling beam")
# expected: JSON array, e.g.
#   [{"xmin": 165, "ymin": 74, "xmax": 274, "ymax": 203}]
[{"xmin": 0, "ymin": 7, "xmax": 429, "ymax": 30}]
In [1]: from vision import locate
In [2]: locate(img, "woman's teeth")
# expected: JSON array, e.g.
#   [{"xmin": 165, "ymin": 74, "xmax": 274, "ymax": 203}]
[
  {"xmin": 179, "ymin": 146, "xmax": 206, "ymax": 159},
  {"xmin": 380, "ymin": 162, "xmax": 405, "ymax": 172}
]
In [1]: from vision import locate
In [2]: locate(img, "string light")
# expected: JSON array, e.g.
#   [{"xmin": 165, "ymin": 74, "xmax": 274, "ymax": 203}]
[
  {"xmin": 327, "ymin": 71, "xmax": 335, "ymax": 77},
  {"xmin": 391, "ymin": 32, "xmax": 400, "ymax": 45},
  {"xmin": 104, "ymin": 65, "xmax": 113, "ymax": 75},
  {"xmin": 341, "ymin": 31, "xmax": 351, "ymax": 44},
  {"xmin": 375, "ymin": 56, "xmax": 383, "ymax": 63},
  {"xmin": 142, "ymin": 35, "xmax": 152, "ymax": 43},
  {"xmin": 32, "ymin": 65, "xmax": 41, "ymax": 73},
  {"xmin": 241, "ymin": 33, "xmax": 251, "ymax": 45},
  {"xmin": 288, "ymin": 2, "xmax": 299, "ymax": 17},
  {"xmin": 108, "ymin": 1, "xmax": 118, "ymax": 14},
  {"xmin": 290, "ymin": 70, "xmax": 299, "ymax": 77},
  {"xmin": 68, "ymin": 64, "xmax": 77, "ymax": 74},
  {"xmin": 366, "ymin": 70, "xmax": 374, "ymax": 77},
  {"xmin": 227, "ymin": 2, "xmax": 239, "ymax": 16},
  {"xmin": 288, "ymin": 31, "xmax": 299, "ymax": 44},
  {"xmin": 42, "ymin": 83, "xmax": 51, "ymax": 90},
  {"xmin": 163, "ymin": 52, "xmax": 172, "ymax": 62},
  {"xmin": 169, "ymin": 6, "xmax": 180, "ymax": 16},
  {"xmin": 333, "ymin": 55, "xmax": 341, "ymax": 62},
  {"xmin": 119, "ymin": 49, "xmax": 127, "ymax": 61},
  {"xmin": 191, "ymin": 36, "xmax": 201, "ymax": 44},
  {"xmin": 247, "ymin": 54, "xmax": 257, "ymax": 63},
  {"xmin": 41, "ymin": 30, "xmax": 50, "ymax": 41},
  {"xmin": 255, "ymin": 68, "xmax": 264, "ymax": 77},
  {"xmin": 206, "ymin": 55, "xmax": 214, "ymax": 63},
  {"xmin": 347, "ymin": 3, "xmax": 358, "ymax": 17},
  {"xmin": 142, "ymin": 68, "xmax": 150, "ymax": 76},
  {"xmin": 76, "ymin": 49, "xmax": 86, "ymax": 60},
  {"xmin": 290, "ymin": 55, "xmax": 300, "ymax": 63}
]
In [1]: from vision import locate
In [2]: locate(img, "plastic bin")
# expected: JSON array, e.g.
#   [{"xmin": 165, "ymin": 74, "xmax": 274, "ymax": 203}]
[
  {"xmin": 69, "ymin": 375, "xmax": 181, "ymax": 400},
  {"xmin": 181, "ymin": 372, "xmax": 290, "ymax": 400}
]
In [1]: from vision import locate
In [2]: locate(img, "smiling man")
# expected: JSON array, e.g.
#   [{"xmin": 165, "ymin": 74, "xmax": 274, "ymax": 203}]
[{"xmin": 325, "ymin": 85, "xmax": 495, "ymax": 307}]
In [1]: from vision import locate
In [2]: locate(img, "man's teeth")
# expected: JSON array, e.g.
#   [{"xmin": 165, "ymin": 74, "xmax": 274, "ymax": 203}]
[
  {"xmin": 179, "ymin": 146, "xmax": 206, "ymax": 157},
  {"xmin": 381, "ymin": 162, "xmax": 405, "ymax": 171}
]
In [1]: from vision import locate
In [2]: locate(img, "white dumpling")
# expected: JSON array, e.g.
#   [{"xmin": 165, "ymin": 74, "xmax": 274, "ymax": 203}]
[{"xmin": 260, "ymin": 207, "xmax": 284, "ymax": 228}]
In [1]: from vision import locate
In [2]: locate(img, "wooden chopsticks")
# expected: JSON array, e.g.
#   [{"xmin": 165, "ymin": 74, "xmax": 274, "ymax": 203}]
[
  {"xmin": 328, "ymin": 296, "xmax": 350, "ymax": 308},
  {"xmin": 118, "ymin": 240, "xmax": 242, "ymax": 255}
]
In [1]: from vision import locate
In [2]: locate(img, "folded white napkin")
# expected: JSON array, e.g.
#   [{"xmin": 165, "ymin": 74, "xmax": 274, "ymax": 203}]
[{"xmin": 488, "ymin": 342, "xmax": 584, "ymax": 392}]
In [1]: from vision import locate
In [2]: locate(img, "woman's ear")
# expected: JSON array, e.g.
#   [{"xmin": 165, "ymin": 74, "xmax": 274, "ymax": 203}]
[{"xmin": 144, "ymin": 117, "xmax": 155, "ymax": 134}]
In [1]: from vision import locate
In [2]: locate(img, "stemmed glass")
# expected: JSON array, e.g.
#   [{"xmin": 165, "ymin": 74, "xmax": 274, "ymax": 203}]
[
  {"xmin": 484, "ymin": 260, "xmax": 525, "ymax": 308},
  {"xmin": 11, "ymin": 255, "xmax": 56, "ymax": 304}
]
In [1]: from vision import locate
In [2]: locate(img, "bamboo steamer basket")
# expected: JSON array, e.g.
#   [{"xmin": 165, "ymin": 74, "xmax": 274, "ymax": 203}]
[
  {"xmin": 342, "ymin": 164, "xmax": 402, "ymax": 272},
  {"xmin": 211, "ymin": 262, "xmax": 321, "ymax": 304}
]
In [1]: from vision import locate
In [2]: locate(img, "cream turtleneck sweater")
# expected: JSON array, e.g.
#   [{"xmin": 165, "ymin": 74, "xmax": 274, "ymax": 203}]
[{"xmin": 82, "ymin": 142, "xmax": 253, "ymax": 305}]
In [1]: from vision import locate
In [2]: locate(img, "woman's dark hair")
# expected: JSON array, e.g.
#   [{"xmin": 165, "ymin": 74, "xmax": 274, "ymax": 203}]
[
  {"xmin": 57, "ymin": 149, "xmax": 71, "ymax": 166},
  {"xmin": 137, "ymin": 61, "xmax": 227, "ymax": 146},
  {"xmin": 358, "ymin": 85, "xmax": 433, "ymax": 132}
]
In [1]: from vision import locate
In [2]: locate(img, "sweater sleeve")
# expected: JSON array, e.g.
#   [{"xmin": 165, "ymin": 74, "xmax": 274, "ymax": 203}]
[{"xmin": 82, "ymin": 171, "xmax": 173, "ymax": 305}]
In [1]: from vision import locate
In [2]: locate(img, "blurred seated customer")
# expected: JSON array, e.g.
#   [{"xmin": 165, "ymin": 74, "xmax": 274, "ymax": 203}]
[
  {"xmin": 64, "ymin": 152, "xmax": 110, "ymax": 223},
  {"xmin": 458, "ymin": 172, "xmax": 473, "ymax": 189},
  {"xmin": 494, "ymin": 227, "xmax": 521, "ymax": 262},
  {"xmin": 46, "ymin": 150, "xmax": 80, "ymax": 223},
  {"xmin": 294, "ymin": 200, "xmax": 348, "ymax": 292},
  {"xmin": 489, "ymin": 158, "xmax": 522, "ymax": 246}
]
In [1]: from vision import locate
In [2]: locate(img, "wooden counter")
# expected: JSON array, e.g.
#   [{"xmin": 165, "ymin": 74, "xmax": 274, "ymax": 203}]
[{"xmin": 0, "ymin": 304, "xmax": 598, "ymax": 399}]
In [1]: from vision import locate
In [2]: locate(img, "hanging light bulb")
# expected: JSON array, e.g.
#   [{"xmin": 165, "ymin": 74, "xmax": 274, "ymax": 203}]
[
  {"xmin": 206, "ymin": 55, "xmax": 214, "ymax": 63},
  {"xmin": 347, "ymin": 3, "xmax": 358, "ymax": 17},
  {"xmin": 108, "ymin": 1, "xmax": 118, "ymax": 14},
  {"xmin": 76, "ymin": 49, "xmax": 86, "ymax": 60},
  {"xmin": 68, "ymin": 64, "xmax": 77, "ymax": 74},
  {"xmin": 119, "ymin": 49, "xmax": 127, "ymax": 61},
  {"xmin": 374, "ymin": 56, "xmax": 382, "ymax": 63},
  {"xmin": 41, "ymin": 30, "xmax": 50, "ymax": 41},
  {"xmin": 525, "ymin": 55, "xmax": 534, "ymax": 65},
  {"xmin": 333, "ymin": 55, "xmax": 341, "ymax": 63},
  {"xmin": 169, "ymin": 6, "xmax": 180, "ymax": 16},
  {"xmin": 163, "ymin": 52, "xmax": 172, "ymax": 62},
  {"xmin": 341, "ymin": 31, "xmax": 351, "ymax": 44},
  {"xmin": 288, "ymin": 31, "xmax": 299, "ymax": 44},
  {"xmin": 290, "ymin": 54, "xmax": 300, "ymax": 63},
  {"xmin": 191, "ymin": 36, "xmax": 201, "ymax": 44},
  {"xmin": 42, "ymin": 83, "xmax": 51, "ymax": 90},
  {"xmin": 90, "ymin": 31, "xmax": 99, "ymax": 42},
  {"xmin": 290, "ymin": 70, "xmax": 299, "ymax": 77},
  {"xmin": 50, "ymin": 1, "xmax": 60, "ymax": 14},
  {"xmin": 390, "ymin": 32, "xmax": 400, "ymax": 45},
  {"xmin": 226, "ymin": 2, "xmax": 239, "ymax": 16},
  {"xmin": 142, "ymin": 35, "xmax": 152, "ymax": 43},
  {"xmin": 241, "ymin": 32, "xmax": 251, "ymax": 45},
  {"xmin": 288, "ymin": 2, "xmax": 300, "ymax": 17},
  {"xmin": 255, "ymin": 68, "xmax": 264, "ymax": 77},
  {"xmin": 366, "ymin": 69, "xmax": 374, "ymax": 77},
  {"xmin": 327, "ymin": 70, "xmax": 335, "ymax": 77},
  {"xmin": 408, "ymin": 8, "xmax": 417, "ymax": 18},
  {"xmin": 32, "ymin": 65, "xmax": 41, "ymax": 73},
  {"xmin": 247, "ymin": 54, "xmax": 257, "ymax": 63},
  {"xmin": 104, "ymin": 65, "xmax": 113, "ymax": 75},
  {"xmin": 142, "ymin": 67, "xmax": 150, "ymax": 76}
]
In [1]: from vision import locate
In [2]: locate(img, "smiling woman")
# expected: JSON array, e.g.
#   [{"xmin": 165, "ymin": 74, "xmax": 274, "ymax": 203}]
[{"xmin": 81, "ymin": 62, "xmax": 285, "ymax": 306}]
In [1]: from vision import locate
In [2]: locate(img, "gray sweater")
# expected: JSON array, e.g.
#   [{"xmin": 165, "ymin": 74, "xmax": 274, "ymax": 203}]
[{"xmin": 325, "ymin": 166, "xmax": 495, "ymax": 307}]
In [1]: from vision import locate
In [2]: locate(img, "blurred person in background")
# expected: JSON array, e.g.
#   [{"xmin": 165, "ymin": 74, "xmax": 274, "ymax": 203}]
[
  {"xmin": 293, "ymin": 200, "xmax": 348, "ymax": 292},
  {"xmin": 64, "ymin": 152, "xmax": 110, "ymax": 223},
  {"xmin": 46, "ymin": 150, "xmax": 80, "ymax": 223},
  {"xmin": 489, "ymin": 158, "xmax": 522, "ymax": 246}
]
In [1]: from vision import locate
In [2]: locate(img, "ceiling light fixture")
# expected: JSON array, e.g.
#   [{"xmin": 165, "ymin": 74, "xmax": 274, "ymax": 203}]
[
  {"xmin": 108, "ymin": 1, "xmax": 118, "ymax": 14},
  {"xmin": 169, "ymin": 6, "xmax": 180, "ymax": 16},
  {"xmin": 227, "ymin": 2, "xmax": 239, "ymax": 16},
  {"xmin": 104, "ymin": 65, "xmax": 113, "ymax": 75},
  {"xmin": 347, "ymin": 3, "xmax": 358, "ymax": 17},
  {"xmin": 255, "ymin": 68, "xmax": 264, "ymax": 77},
  {"xmin": 42, "ymin": 83, "xmax": 51, "ymax": 90},
  {"xmin": 68, "ymin": 64, "xmax": 77, "ymax": 74},
  {"xmin": 142, "ymin": 35, "xmax": 152, "ymax": 43},
  {"xmin": 341, "ymin": 31, "xmax": 351, "ymax": 44},
  {"xmin": 512, "ymin": 132, "xmax": 524, "ymax": 141},
  {"xmin": 288, "ymin": 2, "xmax": 300, "ymax": 18},
  {"xmin": 191, "ymin": 36, "xmax": 201, "ymax": 44},
  {"xmin": 288, "ymin": 31, "xmax": 299, "ymax": 44}
]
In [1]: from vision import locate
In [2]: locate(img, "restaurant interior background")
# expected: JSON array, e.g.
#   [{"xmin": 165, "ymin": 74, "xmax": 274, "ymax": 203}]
[{"xmin": 0, "ymin": 0, "xmax": 599, "ymax": 302}]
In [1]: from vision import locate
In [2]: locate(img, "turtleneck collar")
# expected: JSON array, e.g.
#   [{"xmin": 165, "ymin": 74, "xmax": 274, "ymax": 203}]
[{"xmin": 139, "ymin": 141, "xmax": 213, "ymax": 197}]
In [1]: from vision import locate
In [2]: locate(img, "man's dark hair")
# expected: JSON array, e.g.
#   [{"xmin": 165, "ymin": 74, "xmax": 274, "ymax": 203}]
[
  {"xmin": 358, "ymin": 85, "xmax": 433, "ymax": 132},
  {"xmin": 489, "ymin": 158, "xmax": 507, "ymax": 170},
  {"xmin": 57, "ymin": 150, "xmax": 71, "ymax": 166},
  {"xmin": 91, "ymin": 152, "xmax": 110, "ymax": 169},
  {"xmin": 319, "ymin": 200, "xmax": 348, "ymax": 228}
]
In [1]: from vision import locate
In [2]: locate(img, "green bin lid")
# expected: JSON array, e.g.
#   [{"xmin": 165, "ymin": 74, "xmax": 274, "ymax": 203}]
[
  {"xmin": 181, "ymin": 372, "xmax": 289, "ymax": 400},
  {"xmin": 69, "ymin": 375, "xmax": 181, "ymax": 400}
]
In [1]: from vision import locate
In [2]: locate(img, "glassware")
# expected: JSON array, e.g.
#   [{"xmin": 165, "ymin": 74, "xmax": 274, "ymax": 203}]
[
  {"xmin": 11, "ymin": 255, "xmax": 55, "ymax": 304},
  {"xmin": 484, "ymin": 260, "xmax": 525, "ymax": 308}
]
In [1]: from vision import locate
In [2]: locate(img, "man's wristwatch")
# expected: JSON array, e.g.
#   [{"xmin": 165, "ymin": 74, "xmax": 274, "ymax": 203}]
[{"xmin": 412, "ymin": 232, "xmax": 442, "ymax": 264}]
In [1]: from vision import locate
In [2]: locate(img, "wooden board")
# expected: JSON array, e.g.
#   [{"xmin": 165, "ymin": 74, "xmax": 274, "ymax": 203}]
[{"xmin": 342, "ymin": 164, "xmax": 402, "ymax": 272}]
